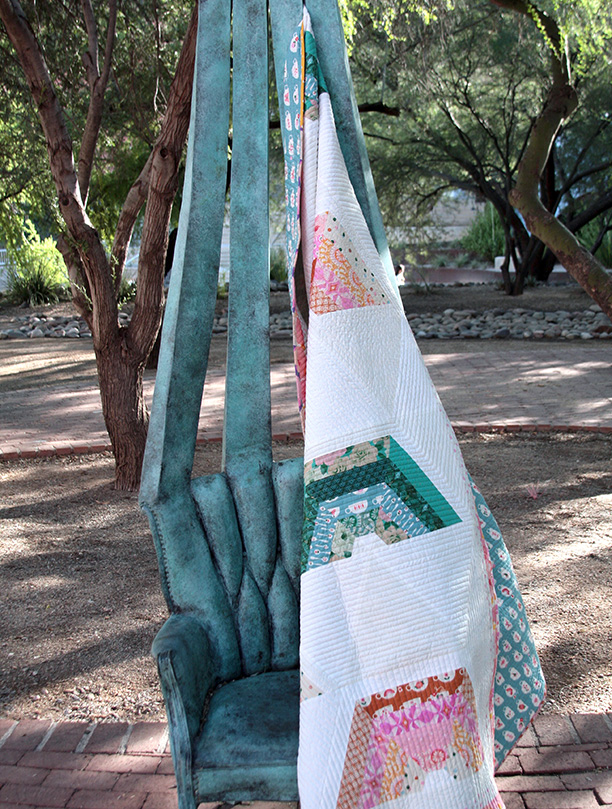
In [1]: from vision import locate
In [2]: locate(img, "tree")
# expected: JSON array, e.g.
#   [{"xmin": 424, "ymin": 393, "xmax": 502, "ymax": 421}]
[
  {"xmin": 489, "ymin": 0, "xmax": 612, "ymax": 314},
  {"xmin": 348, "ymin": 0, "xmax": 612, "ymax": 306},
  {"xmin": 0, "ymin": 0, "xmax": 197, "ymax": 489}
]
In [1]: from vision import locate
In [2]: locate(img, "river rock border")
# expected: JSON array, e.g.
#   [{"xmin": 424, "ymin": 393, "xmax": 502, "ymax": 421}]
[{"xmin": 1, "ymin": 304, "xmax": 611, "ymax": 341}]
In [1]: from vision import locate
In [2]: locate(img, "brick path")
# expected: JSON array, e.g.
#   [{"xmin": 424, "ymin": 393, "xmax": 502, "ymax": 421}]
[
  {"xmin": 1, "ymin": 715, "xmax": 612, "ymax": 808},
  {"xmin": 0, "ymin": 342, "xmax": 610, "ymax": 459}
]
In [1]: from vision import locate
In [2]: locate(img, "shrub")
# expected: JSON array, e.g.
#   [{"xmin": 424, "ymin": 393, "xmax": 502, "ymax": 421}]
[
  {"xmin": 461, "ymin": 202, "xmax": 505, "ymax": 262},
  {"xmin": 6, "ymin": 223, "xmax": 68, "ymax": 306},
  {"xmin": 117, "ymin": 276, "xmax": 137, "ymax": 305},
  {"xmin": 270, "ymin": 246, "xmax": 288, "ymax": 283}
]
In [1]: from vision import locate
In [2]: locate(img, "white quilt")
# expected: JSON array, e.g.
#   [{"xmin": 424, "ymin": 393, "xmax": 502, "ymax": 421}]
[{"xmin": 278, "ymin": 11, "xmax": 543, "ymax": 808}]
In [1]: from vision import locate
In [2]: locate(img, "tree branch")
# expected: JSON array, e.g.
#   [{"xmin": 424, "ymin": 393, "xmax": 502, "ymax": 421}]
[
  {"xmin": 490, "ymin": 0, "xmax": 612, "ymax": 315},
  {"xmin": 589, "ymin": 216, "xmax": 612, "ymax": 256},
  {"xmin": 363, "ymin": 131, "xmax": 398, "ymax": 144},
  {"xmin": 111, "ymin": 153, "xmax": 153, "ymax": 294},
  {"xmin": 77, "ymin": 0, "xmax": 117, "ymax": 204},
  {"xmin": 566, "ymin": 189, "xmax": 612, "ymax": 235},
  {"xmin": 358, "ymin": 101, "xmax": 400, "ymax": 116},
  {"xmin": 0, "ymin": 0, "xmax": 117, "ymax": 340},
  {"xmin": 555, "ymin": 121, "xmax": 611, "ymax": 204},
  {"xmin": 80, "ymin": 0, "xmax": 99, "ymax": 88},
  {"xmin": 127, "ymin": 3, "xmax": 198, "ymax": 359},
  {"xmin": 489, "ymin": 0, "xmax": 565, "ymax": 83},
  {"xmin": 57, "ymin": 233, "xmax": 92, "ymax": 322}
]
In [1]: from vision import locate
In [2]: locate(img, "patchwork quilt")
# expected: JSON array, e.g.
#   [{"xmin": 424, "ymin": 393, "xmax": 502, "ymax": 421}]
[{"xmin": 280, "ymin": 10, "xmax": 545, "ymax": 809}]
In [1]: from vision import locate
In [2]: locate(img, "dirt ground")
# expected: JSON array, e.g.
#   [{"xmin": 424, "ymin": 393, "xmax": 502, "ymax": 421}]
[
  {"xmin": 0, "ymin": 431, "xmax": 610, "ymax": 723},
  {"xmin": 0, "ymin": 281, "xmax": 609, "ymax": 723}
]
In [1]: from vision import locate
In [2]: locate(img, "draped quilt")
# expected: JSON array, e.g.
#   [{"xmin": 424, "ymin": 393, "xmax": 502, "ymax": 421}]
[{"xmin": 280, "ymin": 10, "xmax": 545, "ymax": 809}]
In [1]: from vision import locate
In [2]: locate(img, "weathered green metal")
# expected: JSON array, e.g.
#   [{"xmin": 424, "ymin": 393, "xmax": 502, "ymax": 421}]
[
  {"xmin": 223, "ymin": 0, "xmax": 272, "ymax": 469},
  {"xmin": 140, "ymin": 0, "xmax": 231, "ymax": 506},
  {"xmin": 139, "ymin": 0, "xmax": 393, "ymax": 805}
]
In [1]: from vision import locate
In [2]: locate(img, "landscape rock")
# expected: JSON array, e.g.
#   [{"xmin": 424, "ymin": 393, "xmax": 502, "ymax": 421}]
[{"xmin": 2, "ymin": 299, "xmax": 611, "ymax": 342}]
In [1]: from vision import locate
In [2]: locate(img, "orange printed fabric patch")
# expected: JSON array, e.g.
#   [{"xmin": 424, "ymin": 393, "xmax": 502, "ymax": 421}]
[
  {"xmin": 336, "ymin": 669, "xmax": 487, "ymax": 809},
  {"xmin": 310, "ymin": 212, "xmax": 390, "ymax": 314}
]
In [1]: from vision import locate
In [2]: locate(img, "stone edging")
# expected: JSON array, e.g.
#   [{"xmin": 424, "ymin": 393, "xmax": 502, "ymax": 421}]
[
  {"xmin": 1, "ymin": 424, "xmax": 610, "ymax": 462},
  {"xmin": 2, "ymin": 303, "xmax": 612, "ymax": 342}
]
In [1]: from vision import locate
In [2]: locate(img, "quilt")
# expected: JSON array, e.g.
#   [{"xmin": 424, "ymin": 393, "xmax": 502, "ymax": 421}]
[{"xmin": 279, "ymin": 10, "xmax": 545, "ymax": 808}]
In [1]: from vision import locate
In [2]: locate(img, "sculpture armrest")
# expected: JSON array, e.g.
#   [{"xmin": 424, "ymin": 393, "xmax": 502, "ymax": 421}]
[{"xmin": 152, "ymin": 613, "xmax": 216, "ymax": 742}]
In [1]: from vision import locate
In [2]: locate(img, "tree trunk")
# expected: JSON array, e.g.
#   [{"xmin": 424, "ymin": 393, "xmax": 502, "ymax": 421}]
[
  {"xmin": 532, "ymin": 246, "xmax": 556, "ymax": 281},
  {"xmin": 95, "ymin": 335, "xmax": 149, "ymax": 491},
  {"xmin": 510, "ymin": 256, "xmax": 526, "ymax": 295}
]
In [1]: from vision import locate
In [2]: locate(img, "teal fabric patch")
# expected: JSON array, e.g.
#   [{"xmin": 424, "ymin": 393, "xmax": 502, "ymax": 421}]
[
  {"xmin": 389, "ymin": 436, "xmax": 460, "ymax": 528},
  {"xmin": 302, "ymin": 436, "xmax": 461, "ymax": 572},
  {"xmin": 280, "ymin": 25, "xmax": 303, "ymax": 272},
  {"xmin": 304, "ymin": 29, "xmax": 327, "ymax": 108},
  {"xmin": 470, "ymin": 478, "xmax": 546, "ymax": 768}
]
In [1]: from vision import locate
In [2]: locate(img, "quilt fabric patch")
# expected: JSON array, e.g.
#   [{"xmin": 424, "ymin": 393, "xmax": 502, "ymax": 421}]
[
  {"xmin": 471, "ymin": 479, "xmax": 546, "ymax": 766},
  {"xmin": 283, "ymin": 8, "xmax": 542, "ymax": 808},
  {"xmin": 336, "ymin": 670, "xmax": 497, "ymax": 809},
  {"xmin": 310, "ymin": 212, "xmax": 391, "ymax": 314},
  {"xmin": 302, "ymin": 436, "xmax": 461, "ymax": 571}
]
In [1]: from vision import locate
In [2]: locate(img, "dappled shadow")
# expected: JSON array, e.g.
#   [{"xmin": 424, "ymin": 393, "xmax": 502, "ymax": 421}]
[
  {"xmin": 462, "ymin": 432, "xmax": 612, "ymax": 710},
  {"xmin": 1, "ymin": 432, "xmax": 611, "ymax": 718},
  {"xmin": 1, "ymin": 358, "xmax": 99, "ymax": 392},
  {"xmin": 0, "ymin": 340, "xmax": 98, "ymax": 394},
  {"xmin": 428, "ymin": 346, "xmax": 612, "ymax": 428},
  {"xmin": 0, "ymin": 625, "xmax": 163, "ymax": 708},
  {"xmin": 0, "ymin": 452, "xmax": 167, "ymax": 716}
]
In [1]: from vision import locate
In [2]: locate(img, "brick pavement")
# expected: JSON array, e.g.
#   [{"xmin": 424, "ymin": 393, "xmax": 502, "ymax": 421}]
[
  {"xmin": 1, "ymin": 714, "xmax": 612, "ymax": 808},
  {"xmin": 0, "ymin": 342, "xmax": 610, "ymax": 459}
]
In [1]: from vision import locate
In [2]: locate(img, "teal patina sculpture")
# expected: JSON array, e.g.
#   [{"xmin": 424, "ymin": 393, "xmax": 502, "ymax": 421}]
[{"xmin": 139, "ymin": 0, "xmax": 390, "ymax": 806}]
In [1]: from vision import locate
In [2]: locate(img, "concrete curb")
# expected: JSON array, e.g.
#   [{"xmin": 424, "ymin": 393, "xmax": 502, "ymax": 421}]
[{"xmin": 1, "ymin": 424, "xmax": 611, "ymax": 462}]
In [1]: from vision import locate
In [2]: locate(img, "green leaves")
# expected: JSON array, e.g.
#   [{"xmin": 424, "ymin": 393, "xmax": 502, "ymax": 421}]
[{"xmin": 4, "ymin": 218, "xmax": 68, "ymax": 306}]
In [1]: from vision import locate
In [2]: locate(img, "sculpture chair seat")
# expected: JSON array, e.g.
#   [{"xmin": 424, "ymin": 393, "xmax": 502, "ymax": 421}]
[
  {"xmin": 144, "ymin": 454, "xmax": 304, "ymax": 808},
  {"xmin": 193, "ymin": 670, "xmax": 299, "ymax": 800}
]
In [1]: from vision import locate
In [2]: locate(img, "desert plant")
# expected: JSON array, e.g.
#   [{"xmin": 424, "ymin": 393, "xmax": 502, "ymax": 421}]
[
  {"xmin": 7, "ymin": 264, "xmax": 63, "ymax": 306},
  {"xmin": 454, "ymin": 252, "xmax": 472, "ymax": 268},
  {"xmin": 461, "ymin": 202, "xmax": 505, "ymax": 262}
]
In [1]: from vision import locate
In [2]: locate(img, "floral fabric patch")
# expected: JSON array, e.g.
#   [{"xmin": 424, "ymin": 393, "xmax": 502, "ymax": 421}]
[
  {"xmin": 281, "ymin": 21, "xmax": 308, "ymax": 425},
  {"xmin": 336, "ymin": 669, "xmax": 490, "ymax": 809},
  {"xmin": 310, "ymin": 212, "xmax": 390, "ymax": 314},
  {"xmin": 470, "ymin": 479, "xmax": 546, "ymax": 767},
  {"xmin": 308, "ymin": 481, "xmax": 430, "ymax": 569}
]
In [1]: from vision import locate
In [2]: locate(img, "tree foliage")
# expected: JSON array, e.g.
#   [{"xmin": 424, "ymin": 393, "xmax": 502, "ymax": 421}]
[
  {"xmin": 349, "ymin": 0, "xmax": 612, "ymax": 305},
  {"xmin": 0, "ymin": 1, "xmax": 191, "ymax": 247}
]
